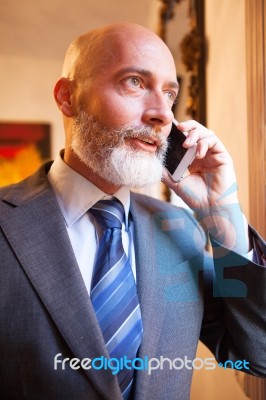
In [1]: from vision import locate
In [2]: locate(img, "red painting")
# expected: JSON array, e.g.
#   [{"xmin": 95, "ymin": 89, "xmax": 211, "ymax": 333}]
[{"xmin": 0, "ymin": 122, "xmax": 51, "ymax": 186}]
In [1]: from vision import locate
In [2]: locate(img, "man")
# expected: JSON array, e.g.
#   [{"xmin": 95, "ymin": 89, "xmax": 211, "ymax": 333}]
[{"xmin": 0, "ymin": 22, "xmax": 265, "ymax": 400}]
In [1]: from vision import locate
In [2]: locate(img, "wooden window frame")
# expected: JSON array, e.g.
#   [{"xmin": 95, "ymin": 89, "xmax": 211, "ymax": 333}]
[{"xmin": 246, "ymin": 0, "xmax": 266, "ymax": 238}]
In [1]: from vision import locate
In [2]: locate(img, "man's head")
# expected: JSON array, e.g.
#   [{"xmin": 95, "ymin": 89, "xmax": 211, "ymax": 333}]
[{"xmin": 54, "ymin": 22, "xmax": 178, "ymax": 192}]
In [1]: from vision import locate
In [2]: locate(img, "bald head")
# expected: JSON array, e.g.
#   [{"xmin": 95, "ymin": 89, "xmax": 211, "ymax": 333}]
[
  {"xmin": 55, "ymin": 22, "xmax": 178, "ymax": 192},
  {"xmin": 61, "ymin": 23, "xmax": 174, "ymax": 81}
]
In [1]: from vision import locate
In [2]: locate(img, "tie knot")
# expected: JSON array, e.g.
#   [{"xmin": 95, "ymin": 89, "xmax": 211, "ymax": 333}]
[{"xmin": 90, "ymin": 199, "xmax": 125, "ymax": 230}]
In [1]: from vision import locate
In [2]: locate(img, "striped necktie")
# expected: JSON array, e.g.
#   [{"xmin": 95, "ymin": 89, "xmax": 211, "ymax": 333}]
[{"xmin": 90, "ymin": 199, "xmax": 143, "ymax": 399}]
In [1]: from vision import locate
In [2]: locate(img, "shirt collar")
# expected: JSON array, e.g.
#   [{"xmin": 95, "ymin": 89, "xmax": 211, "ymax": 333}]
[{"xmin": 47, "ymin": 153, "xmax": 131, "ymax": 228}]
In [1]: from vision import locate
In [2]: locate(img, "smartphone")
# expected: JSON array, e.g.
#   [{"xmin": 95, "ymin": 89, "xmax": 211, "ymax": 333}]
[{"xmin": 164, "ymin": 119, "xmax": 197, "ymax": 182}]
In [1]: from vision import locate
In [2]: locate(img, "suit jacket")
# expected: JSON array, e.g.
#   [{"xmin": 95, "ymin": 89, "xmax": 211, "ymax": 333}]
[{"xmin": 0, "ymin": 162, "xmax": 265, "ymax": 400}]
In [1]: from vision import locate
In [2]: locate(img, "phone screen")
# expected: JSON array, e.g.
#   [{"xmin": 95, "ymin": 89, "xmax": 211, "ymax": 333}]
[{"xmin": 164, "ymin": 123, "xmax": 188, "ymax": 174}]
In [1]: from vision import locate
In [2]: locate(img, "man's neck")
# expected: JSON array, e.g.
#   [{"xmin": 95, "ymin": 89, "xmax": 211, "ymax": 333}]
[{"xmin": 63, "ymin": 148, "xmax": 122, "ymax": 195}]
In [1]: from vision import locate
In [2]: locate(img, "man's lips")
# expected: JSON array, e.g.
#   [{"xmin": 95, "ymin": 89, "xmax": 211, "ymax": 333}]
[{"xmin": 124, "ymin": 136, "xmax": 161, "ymax": 153}]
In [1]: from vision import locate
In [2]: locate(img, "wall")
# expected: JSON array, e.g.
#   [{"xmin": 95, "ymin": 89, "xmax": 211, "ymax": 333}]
[
  {"xmin": 0, "ymin": 54, "xmax": 63, "ymax": 157},
  {"xmin": 191, "ymin": 1, "xmax": 250, "ymax": 400},
  {"xmin": 205, "ymin": 0, "xmax": 249, "ymax": 217},
  {"xmin": 0, "ymin": 0, "xmax": 159, "ymax": 160}
]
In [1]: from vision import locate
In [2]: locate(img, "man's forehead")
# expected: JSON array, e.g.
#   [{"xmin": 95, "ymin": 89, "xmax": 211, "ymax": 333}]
[
  {"xmin": 64, "ymin": 23, "xmax": 176, "ymax": 80},
  {"xmin": 87, "ymin": 35, "xmax": 177, "ymax": 83}
]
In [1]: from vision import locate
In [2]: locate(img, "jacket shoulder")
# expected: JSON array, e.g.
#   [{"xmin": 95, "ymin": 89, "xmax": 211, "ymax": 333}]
[
  {"xmin": 0, "ymin": 161, "xmax": 53, "ymax": 210},
  {"xmin": 130, "ymin": 191, "xmax": 205, "ymax": 237},
  {"xmin": 131, "ymin": 191, "xmax": 195, "ymax": 219}
]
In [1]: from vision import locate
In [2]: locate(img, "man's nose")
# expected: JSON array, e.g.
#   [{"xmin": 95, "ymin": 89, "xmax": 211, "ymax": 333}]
[{"xmin": 142, "ymin": 91, "xmax": 174, "ymax": 128}]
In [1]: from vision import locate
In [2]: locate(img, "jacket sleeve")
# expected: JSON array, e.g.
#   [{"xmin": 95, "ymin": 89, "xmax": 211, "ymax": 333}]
[{"xmin": 200, "ymin": 228, "xmax": 266, "ymax": 377}]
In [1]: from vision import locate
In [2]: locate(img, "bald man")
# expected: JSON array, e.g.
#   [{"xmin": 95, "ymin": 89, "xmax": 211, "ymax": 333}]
[{"xmin": 0, "ymin": 23, "xmax": 265, "ymax": 400}]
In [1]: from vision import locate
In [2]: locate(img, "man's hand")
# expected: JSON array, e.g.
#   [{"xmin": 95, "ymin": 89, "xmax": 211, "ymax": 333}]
[
  {"xmin": 163, "ymin": 120, "xmax": 237, "ymax": 209},
  {"xmin": 162, "ymin": 120, "xmax": 250, "ymax": 254}
]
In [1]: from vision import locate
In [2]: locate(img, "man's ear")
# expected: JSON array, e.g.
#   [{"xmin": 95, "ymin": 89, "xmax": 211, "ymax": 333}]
[{"xmin": 53, "ymin": 78, "xmax": 76, "ymax": 117}]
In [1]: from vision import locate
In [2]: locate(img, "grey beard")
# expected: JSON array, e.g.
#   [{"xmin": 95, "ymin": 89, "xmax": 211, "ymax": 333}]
[{"xmin": 70, "ymin": 111, "xmax": 168, "ymax": 187}]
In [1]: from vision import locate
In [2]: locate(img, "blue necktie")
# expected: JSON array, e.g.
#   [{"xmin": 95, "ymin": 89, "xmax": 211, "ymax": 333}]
[{"xmin": 90, "ymin": 199, "xmax": 143, "ymax": 399}]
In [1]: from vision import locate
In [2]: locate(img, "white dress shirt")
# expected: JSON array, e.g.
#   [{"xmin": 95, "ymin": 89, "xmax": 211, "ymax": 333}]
[{"xmin": 48, "ymin": 153, "xmax": 135, "ymax": 295}]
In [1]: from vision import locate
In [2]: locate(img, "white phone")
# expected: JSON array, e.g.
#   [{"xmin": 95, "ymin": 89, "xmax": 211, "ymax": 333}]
[{"xmin": 164, "ymin": 119, "xmax": 197, "ymax": 182}]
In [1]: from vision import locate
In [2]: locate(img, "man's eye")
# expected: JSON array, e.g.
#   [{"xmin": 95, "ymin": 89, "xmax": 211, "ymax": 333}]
[
  {"xmin": 126, "ymin": 77, "xmax": 141, "ymax": 87},
  {"xmin": 165, "ymin": 91, "xmax": 177, "ymax": 103}
]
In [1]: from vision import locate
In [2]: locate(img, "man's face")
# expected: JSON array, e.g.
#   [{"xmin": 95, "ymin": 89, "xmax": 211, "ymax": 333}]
[{"xmin": 70, "ymin": 28, "xmax": 178, "ymax": 187}]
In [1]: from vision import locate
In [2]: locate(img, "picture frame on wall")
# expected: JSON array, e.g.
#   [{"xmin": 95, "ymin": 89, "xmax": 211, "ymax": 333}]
[{"xmin": 0, "ymin": 122, "xmax": 51, "ymax": 187}]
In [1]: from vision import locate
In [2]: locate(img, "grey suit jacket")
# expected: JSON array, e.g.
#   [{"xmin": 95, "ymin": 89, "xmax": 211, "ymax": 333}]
[{"xmin": 0, "ymin": 162, "xmax": 265, "ymax": 400}]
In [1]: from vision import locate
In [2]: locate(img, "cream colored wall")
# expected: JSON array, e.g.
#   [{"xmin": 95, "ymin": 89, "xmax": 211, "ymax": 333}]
[
  {"xmin": 0, "ymin": 0, "xmax": 159, "ymax": 160},
  {"xmin": 191, "ymin": 1, "xmax": 250, "ymax": 399},
  {"xmin": 205, "ymin": 0, "xmax": 249, "ymax": 217},
  {"xmin": 0, "ymin": 54, "xmax": 64, "ymax": 157}
]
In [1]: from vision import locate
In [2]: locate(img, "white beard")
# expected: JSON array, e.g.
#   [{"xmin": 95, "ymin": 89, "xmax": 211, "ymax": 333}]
[{"xmin": 70, "ymin": 111, "xmax": 168, "ymax": 188}]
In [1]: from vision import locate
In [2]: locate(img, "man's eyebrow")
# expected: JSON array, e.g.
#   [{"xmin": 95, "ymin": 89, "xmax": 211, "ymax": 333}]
[
  {"xmin": 167, "ymin": 80, "xmax": 179, "ymax": 90},
  {"xmin": 114, "ymin": 67, "xmax": 179, "ymax": 90}
]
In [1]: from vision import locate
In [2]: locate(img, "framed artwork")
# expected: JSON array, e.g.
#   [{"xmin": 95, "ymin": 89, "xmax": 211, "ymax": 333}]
[{"xmin": 0, "ymin": 122, "xmax": 51, "ymax": 187}]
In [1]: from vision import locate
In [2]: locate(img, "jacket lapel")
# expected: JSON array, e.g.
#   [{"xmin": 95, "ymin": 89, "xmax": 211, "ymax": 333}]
[
  {"xmin": 0, "ymin": 165, "xmax": 122, "ymax": 400},
  {"xmin": 130, "ymin": 194, "xmax": 166, "ymax": 400}
]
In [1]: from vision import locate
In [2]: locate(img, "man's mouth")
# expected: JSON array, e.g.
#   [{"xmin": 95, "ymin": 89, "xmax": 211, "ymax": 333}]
[
  {"xmin": 139, "ymin": 137, "xmax": 156, "ymax": 145},
  {"xmin": 124, "ymin": 136, "xmax": 161, "ymax": 153}
]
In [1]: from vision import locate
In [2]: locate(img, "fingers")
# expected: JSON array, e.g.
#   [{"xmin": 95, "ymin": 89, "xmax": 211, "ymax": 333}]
[
  {"xmin": 162, "ymin": 168, "xmax": 178, "ymax": 187},
  {"xmin": 162, "ymin": 169, "xmax": 183, "ymax": 195},
  {"xmin": 194, "ymin": 134, "xmax": 219, "ymax": 159},
  {"xmin": 177, "ymin": 120, "xmax": 221, "ymax": 159},
  {"xmin": 177, "ymin": 119, "xmax": 205, "ymax": 133}
]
